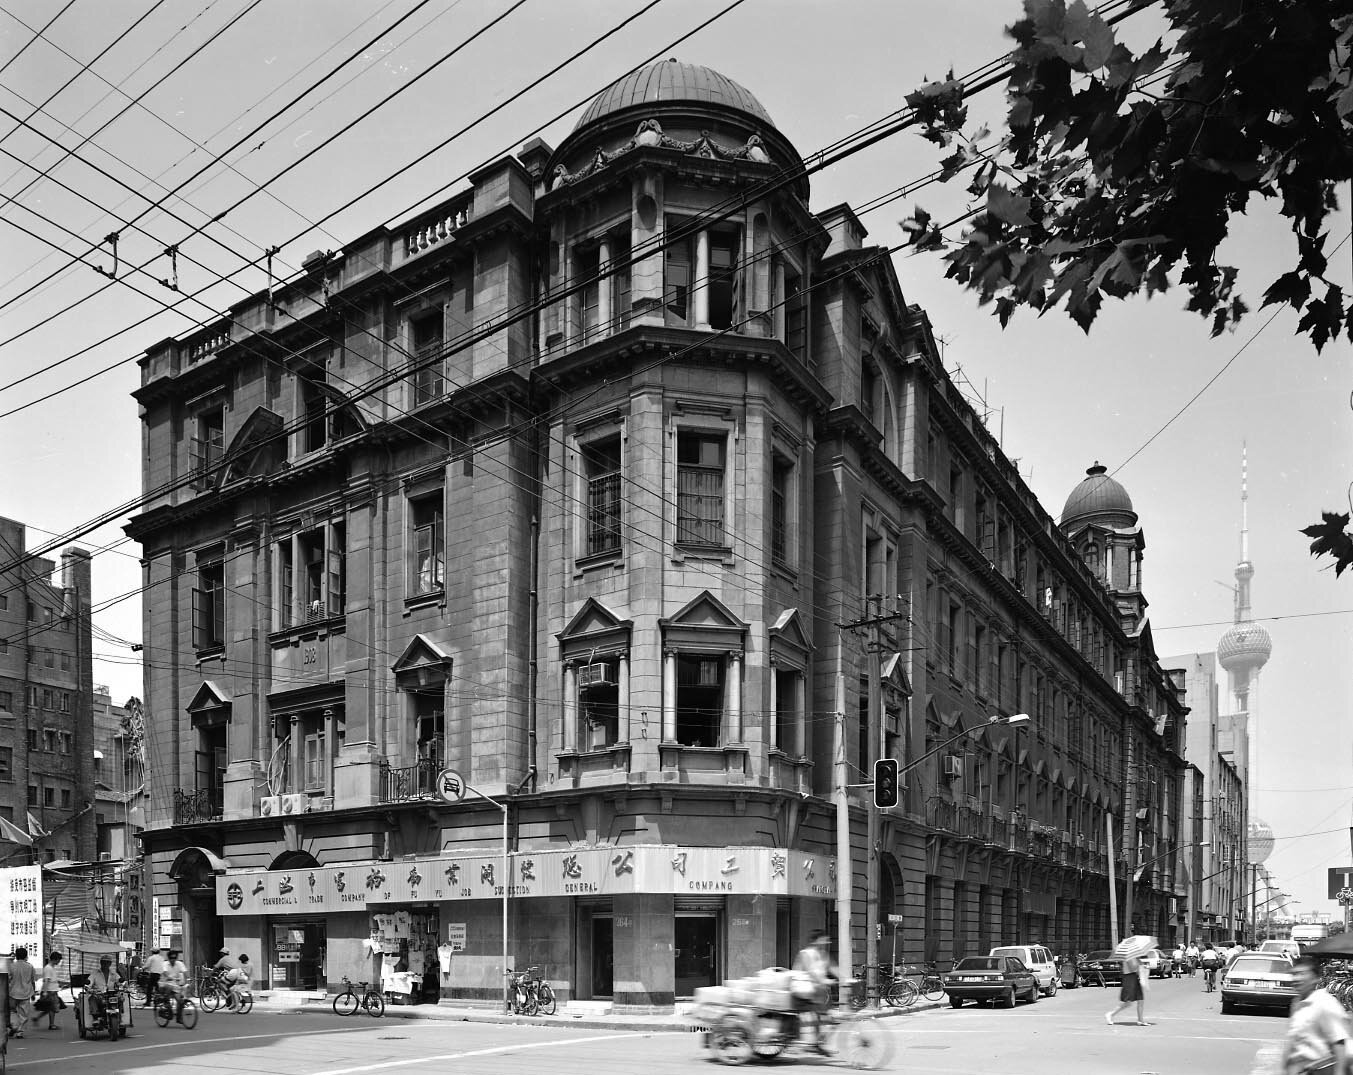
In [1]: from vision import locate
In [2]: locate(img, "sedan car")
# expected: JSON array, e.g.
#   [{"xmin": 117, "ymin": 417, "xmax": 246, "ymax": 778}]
[
  {"xmin": 1220, "ymin": 955, "xmax": 1297, "ymax": 1014},
  {"xmin": 1143, "ymin": 949, "xmax": 1174, "ymax": 978},
  {"xmin": 1077, "ymin": 950, "xmax": 1125, "ymax": 986},
  {"xmin": 943, "ymin": 955, "xmax": 1039, "ymax": 1008}
]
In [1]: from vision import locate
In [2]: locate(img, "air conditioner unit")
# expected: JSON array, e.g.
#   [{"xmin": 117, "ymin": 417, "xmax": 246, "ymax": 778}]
[
  {"xmin": 577, "ymin": 662, "xmax": 613, "ymax": 689},
  {"xmin": 259, "ymin": 795, "xmax": 281, "ymax": 817},
  {"xmin": 98, "ymin": 851, "xmax": 113, "ymax": 862},
  {"xmin": 942, "ymin": 756, "xmax": 963, "ymax": 779},
  {"xmin": 281, "ymin": 793, "xmax": 308, "ymax": 815}
]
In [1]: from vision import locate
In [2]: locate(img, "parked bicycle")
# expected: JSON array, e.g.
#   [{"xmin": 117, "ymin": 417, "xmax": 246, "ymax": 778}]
[
  {"xmin": 333, "ymin": 977, "xmax": 385, "ymax": 1018},
  {"xmin": 198, "ymin": 970, "xmax": 235, "ymax": 1013},
  {"xmin": 901, "ymin": 961, "xmax": 947, "ymax": 1003},
  {"xmin": 152, "ymin": 988, "xmax": 199, "ymax": 1030},
  {"xmin": 509, "ymin": 967, "xmax": 557, "ymax": 1015},
  {"xmin": 849, "ymin": 964, "xmax": 914, "ymax": 1009}
]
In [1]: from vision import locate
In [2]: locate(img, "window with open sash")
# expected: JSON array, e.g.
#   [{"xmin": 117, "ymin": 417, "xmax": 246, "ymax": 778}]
[
  {"xmin": 675, "ymin": 653, "xmax": 725, "ymax": 747},
  {"xmin": 411, "ymin": 311, "xmax": 445, "ymax": 405},
  {"xmin": 192, "ymin": 555, "xmax": 225, "ymax": 651},
  {"xmin": 584, "ymin": 437, "xmax": 622, "ymax": 557},
  {"xmin": 676, "ymin": 432, "xmax": 726, "ymax": 547},
  {"xmin": 408, "ymin": 493, "xmax": 445, "ymax": 597},
  {"xmin": 191, "ymin": 406, "xmax": 224, "ymax": 489},
  {"xmin": 578, "ymin": 657, "xmax": 621, "ymax": 749},
  {"xmin": 275, "ymin": 521, "xmax": 346, "ymax": 629},
  {"xmin": 708, "ymin": 231, "xmax": 740, "ymax": 330}
]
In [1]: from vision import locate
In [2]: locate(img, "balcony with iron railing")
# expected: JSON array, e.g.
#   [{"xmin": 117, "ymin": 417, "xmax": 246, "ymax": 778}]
[
  {"xmin": 173, "ymin": 787, "xmax": 223, "ymax": 825},
  {"xmin": 378, "ymin": 759, "xmax": 440, "ymax": 804}
]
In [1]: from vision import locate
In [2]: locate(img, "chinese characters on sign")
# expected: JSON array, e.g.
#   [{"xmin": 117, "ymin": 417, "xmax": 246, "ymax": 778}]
[{"xmin": 1, "ymin": 866, "xmax": 44, "ymax": 971}]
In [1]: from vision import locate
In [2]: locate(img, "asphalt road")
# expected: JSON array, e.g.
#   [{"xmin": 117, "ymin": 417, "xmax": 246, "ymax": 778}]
[{"xmin": 2, "ymin": 975, "xmax": 1289, "ymax": 1074}]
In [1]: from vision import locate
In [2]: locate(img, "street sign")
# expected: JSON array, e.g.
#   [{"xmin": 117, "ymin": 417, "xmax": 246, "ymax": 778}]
[
  {"xmin": 1327, "ymin": 867, "xmax": 1353, "ymax": 900},
  {"xmin": 887, "ymin": 914, "xmax": 905, "ymax": 925},
  {"xmin": 435, "ymin": 768, "xmax": 466, "ymax": 804}
]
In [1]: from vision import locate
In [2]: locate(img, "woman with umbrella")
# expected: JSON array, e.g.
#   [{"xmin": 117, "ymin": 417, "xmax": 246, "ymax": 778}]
[{"xmin": 1105, "ymin": 936, "xmax": 1154, "ymax": 1027}]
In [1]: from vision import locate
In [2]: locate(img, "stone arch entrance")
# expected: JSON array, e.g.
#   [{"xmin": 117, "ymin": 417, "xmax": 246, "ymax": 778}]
[
  {"xmin": 168, "ymin": 847, "xmax": 229, "ymax": 972},
  {"xmin": 879, "ymin": 852, "xmax": 905, "ymax": 966}
]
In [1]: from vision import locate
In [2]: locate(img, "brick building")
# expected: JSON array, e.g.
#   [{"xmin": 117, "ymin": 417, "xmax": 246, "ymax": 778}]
[{"xmin": 127, "ymin": 60, "xmax": 1187, "ymax": 1008}]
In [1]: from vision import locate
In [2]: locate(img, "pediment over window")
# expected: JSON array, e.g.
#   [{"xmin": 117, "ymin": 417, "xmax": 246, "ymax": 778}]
[
  {"xmin": 660, "ymin": 590, "xmax": 748, "ymax": 651},
  {"xmin": 558, "ymin": 597, "xmax": 632, "ymax": 657},
  {"xmin": 186, "ymin": 680, "xmax": 231, "ymax": 730},
  {"xmin": 392, "ymin": 634, "xmax": 452, "ymax": 688},
  {"xmin": 768, "ymin": 608, "xmax": 811, "ymax": 669},
  {"xmin": 222, "ymin": 407, "xmax": 286, "ymax": 485},
  {"xmin": 879, "ymin": 653, "xmax": 913, "ymax": 699}
]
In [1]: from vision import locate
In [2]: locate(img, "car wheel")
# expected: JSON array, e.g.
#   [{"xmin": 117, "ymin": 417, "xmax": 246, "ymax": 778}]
[
  {"xmin": 1026, "ymin": 983, "xmax": 1037, "ymax": 1003},
  {"xmin": 949, "ymin": 996, "xmax": 963, "ymax": 1008},
  {"xmin": 1044, "ymin": 976, "xmax": 1059, "ymax": 997},
  {"xmin": 1221, "ymin": 999, "xmax": 1234, "ymax": 1015},
  {"xmin": 1000, "ymin": 987, "xmax": 1016, "ymax": 1009}
]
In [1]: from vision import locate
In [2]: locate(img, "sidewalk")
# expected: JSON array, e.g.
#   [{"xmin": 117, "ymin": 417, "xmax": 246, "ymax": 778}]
[{"xmin": 251, "ymin": 992, "xmax": 944, "ymax": 1033}]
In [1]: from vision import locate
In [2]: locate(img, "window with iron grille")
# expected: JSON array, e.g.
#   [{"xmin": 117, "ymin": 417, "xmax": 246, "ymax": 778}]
[
  {"xmin": 192, "ymin": 555, "xmax": 225, "ymax": 651},
  {"xmin": 0, "ymin": 747, "xmax": 10, "ymax": 781},
  {"xmin": 676, "ymin": 432, "xmax": 726, "ymax": 547},
  {"xmin": 409, "ymin": 493, "xmax": 445, "ymax": 596},
  {"xmin": 584, "ymin": 438, "xmax": 622, "ymax": 557},
  {"xmin": 411, "ymin": 310, "xmax": 445, "ymax": 405}
]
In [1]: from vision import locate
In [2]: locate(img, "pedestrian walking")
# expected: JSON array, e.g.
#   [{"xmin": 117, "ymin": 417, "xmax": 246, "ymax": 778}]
[
  {"xmin": 1281, "ymin": 956, "xmax": 1349, "ymax": 1074},
  {"xmin": 141, "ymin": 948, "xmax": 165, "ymax": 1006},
  {"xmin": 1105, "ymin": 954, "xmax": 1148, "ymax": 1025},
  {"xmin": 6, "ymin": 946, "xmax": 36, "ymax": 1039},
  {"xmin": 37, "ymin": 951, "xmax": 63, "ymax": 1031}
]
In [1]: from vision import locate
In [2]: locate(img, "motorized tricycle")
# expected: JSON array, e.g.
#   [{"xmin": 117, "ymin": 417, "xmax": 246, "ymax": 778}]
[
  {"xmin": 74, "ymin": 987, "xmax": 131, "ymax": 1042},
  {"xmin": 691, "ymin": 968, "xmax": 892, "ymax": 1068}
]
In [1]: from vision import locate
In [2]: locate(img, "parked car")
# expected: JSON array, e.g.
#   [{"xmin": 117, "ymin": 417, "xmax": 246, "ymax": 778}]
[
  {"xmin": 1143, "ymin": 949, "xmax": 1174, "ymax": 978},
  {"xmin": 943, "ymin": 955, "xmax": 1039, "ymax": 1009},
  {"xmin": 1220, "ymin": 955, "xmax": 1297, "ymax": 1014},
  {"xmin": 988, "ymin": 945, "xmax": 1059, "ymax": 996},
  {"xmin": 1258, "ymin": 940, "xmax": 1301, "ymax": 961},
  {"xmin": 1077, "ymin": 950, "xmax": 1124, "ymax": 986}
]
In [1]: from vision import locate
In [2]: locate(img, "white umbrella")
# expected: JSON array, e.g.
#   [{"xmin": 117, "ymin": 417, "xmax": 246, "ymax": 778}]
[{"xmin": 1114, "ymin": 935, "xmax": 1157, "ymax": 959}]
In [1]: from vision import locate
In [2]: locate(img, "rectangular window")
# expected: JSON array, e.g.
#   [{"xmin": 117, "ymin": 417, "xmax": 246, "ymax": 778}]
[
  {"xmin": 584, "ymin": 438, "xmax": 622, "ymax": 557},
  {"xmin": 0, "ymin": 747, "xmax": 10, "ymax": 781},
  {"xmin": 578, "ymin": 656, "xmax": 621, "ymax": 749},
  {"xmin": 304, "ymin": 725, "xmax": 326, "ymax": 792},
  {"xmin": 770, "ymin": 458, "xmax": 791, "ymax": 566},
  {"xmin": 774, "ymin": 668, "xmax": 798, "ymax": 753},
  {"xmin": 708, "ymin": 230, "xmax": 740, "ymax": 330},
  {"xmin": 60, "ymin": 653, "xmax": 70, "ymax": 671},
  {"xmin": 42, "ymin": 689, "xmax": 53, "ymax": 710},
  {"xmin": 27, "ymin": 601, "xmax": 35, "ymax": 621},
  {"xmin": 43, "ymin": 648, "xmax": 54, "ymax": 668},
  {"xmin": 974, "ymin": 623, "xmax": 988, "ymax": 695},
  {"xmin": 577, "ymin": 246, "xmax": 601, "ymax": 342},
  {"xmin": 0, "ymin": 691, "xmax": 11, "ymax": 710},
  {"xmin": 298, "ymin": 360, "xmax": 329, "ymax": 453},
  {"xmin": 27, "ymin": 785, "xmax": 37, "ymax": 806},
  {"xmin": 784, "ymin": 271, "xmax": 806, "ymax": 360},
  {"xmin": 61, "ymin": 789, "xmax": 71, "ymax": 808},
  {"xmin": 664, "ymin": 233, "xmax": 691, "ymax": 322},
  {"xmin": 43, "ymin": 786, "xmax": 54, "ymax": 807},
  {"xmin": 276, "ymin": 540, "xmax": 294, "ymax": 630},
  {"xmin": 675, "ymin": 653, "xmax": 725, "ymax": 746},
  {"xmin": 676, "ymin": 432, "xmax": 726, "ymax": 547},
  {"xmin": 192, "ymin": 556, "xmax": 226, "ymax": 651},
  {"xmin": 861, "ymin": 361, "xmax": 878, "ymax": 425},
  {"xmin": 411, "ymin": 311, "xmax": 446, "ymax": 405},
  {"xmin": 43, "ymin": 729, "xmax": 55, "ymax": 753},
  {"xmin": 60, "ymin": 732, "xmax": 71, "ymax": 754},
  {"xmin": 26, "ymin": 729, "xmax": 37, "ymax": 751},
  {"xmin": 611, "ymin": 232, "xmax": 632, "ymax": 330},
  {"xmin": 409, "ymin": 493, "xmax": 445, "ymax": 596},
  {"xmin": 191, "ymin": 406, "xmax": 225, "ymax": 489},
  {"xmin": 299, "ymin": 529, "xmax": 325, "ymax": 618}
]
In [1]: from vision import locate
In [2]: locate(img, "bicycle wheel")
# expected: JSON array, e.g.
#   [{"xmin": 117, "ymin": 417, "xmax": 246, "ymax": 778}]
[
  {"xmin": 537, "ymin": 982, "xmax": 556, "ymax": 1016},
  {"xmin": 363, "ymin": 991, "xmax": 385, "ymax": 1018},
  {"xmin": 844, "ymin": 1020, "xmax": 894, "ymax": 1070},
  {"xmin": 849, "ymin": 978, "xmax": 867, "ymax": 1010},
  {"xmin": 333, "ymin": 990, "xmax": 360, "ymax": 1016},
  {"xmin": 236, "ymin": 993, "xmax": 254, "ymax": 1014},
  {"xmin": 200, "ymin": 985, "xmax": 223, "ymax": 1012},
  {"xmin": 884, "ymin": 980, "xmax": 917, "ymax": 1008},
  {"xmin": 154, "ymin": 1001, "xmax": 171, "ymax": 1028},
  {"xmin": 921, "ymin": 976, "xmax": 946, "ymax": 1002},
  {"xmin": 180, "ymin": 1000, "xmax": 199, "ymax": 1030}
]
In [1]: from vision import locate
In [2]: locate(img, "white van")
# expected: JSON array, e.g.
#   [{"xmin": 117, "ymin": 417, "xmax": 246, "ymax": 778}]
[
  {"xmin": 988, "ymin": 944, "xmax": 1059, "ymax": 996},
  {"xmin": 1259, "ymin": 939, "xmax": 1301, "ymax": 960}
]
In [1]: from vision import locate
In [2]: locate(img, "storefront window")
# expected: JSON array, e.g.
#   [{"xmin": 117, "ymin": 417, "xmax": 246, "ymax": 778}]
[
  {"xmin": 674, "ymin": 914, "xmax": 719, "ymax": 997},
  {"xmin": 271, "ymin": 920, "xmax": 326, "ymax": 991}
]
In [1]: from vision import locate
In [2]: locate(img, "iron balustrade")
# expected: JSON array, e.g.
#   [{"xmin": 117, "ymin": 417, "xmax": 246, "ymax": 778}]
[
  {"xmin": 379, "ymin": 759, "xmax": 440, "ymax": 803},
  {"xmin": 173, "ymin": 787, "xmax": 223, "ymax": 824}
]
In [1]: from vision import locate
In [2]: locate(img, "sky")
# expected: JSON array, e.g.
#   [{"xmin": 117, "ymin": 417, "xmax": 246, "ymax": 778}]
[{"xmin": 0, "ymin": 0, "xmax": 1349, "ymax": 917}]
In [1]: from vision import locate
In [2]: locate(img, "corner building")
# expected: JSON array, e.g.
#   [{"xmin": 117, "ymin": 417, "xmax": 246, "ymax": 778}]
[{"xmin": 128, "ymin": 61, "xmax": 1185, "ymax": 1009}]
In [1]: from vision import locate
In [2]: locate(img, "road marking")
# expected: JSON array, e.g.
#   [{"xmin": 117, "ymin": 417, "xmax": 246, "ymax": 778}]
[
  {"xmin": 310, "ymin": 1031, "xmax": 684, "ymax": 1075},
  {"xmin": 7, "ymin": 1025, "xmax": 376, "ymax": 1069}
]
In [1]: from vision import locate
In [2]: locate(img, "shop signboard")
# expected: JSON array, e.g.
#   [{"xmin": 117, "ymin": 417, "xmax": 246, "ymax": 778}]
[
  {"xmin": 216, "ymin": 846, "xmax": 838, "ymax": 915},
  {"xmin": 0, "ymin": 865, "xmax": 43, "ymax": 970},
  {"xmin": 446, "ymin": 923, "xmax": 466, "ymax": 952}
]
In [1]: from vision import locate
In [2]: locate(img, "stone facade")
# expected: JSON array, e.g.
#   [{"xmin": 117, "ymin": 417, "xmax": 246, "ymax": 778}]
[{"xmin": 126, "ymin": 60, "xmax": 1187, "ymax": 1009}]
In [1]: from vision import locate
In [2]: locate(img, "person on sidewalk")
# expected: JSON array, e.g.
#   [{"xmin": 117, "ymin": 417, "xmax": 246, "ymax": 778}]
[
  {"xmin": 1105, "ymin": 953, "xmax": 1148, "ymax": 1026},
  {"xmin": 141, "ymin": 948, "xmax": 165, "ymax": 1006},
  {"xmin": 6, "ymin": 946, "xmax": 36, "ymax": 1039},
  {"xmin": 1282, "ymin": 956, "xmax": 1349, "ymax": 1075},
  {"xmin": 38, "ymin": 951, "xmax": 64, "ymax": 1030}
]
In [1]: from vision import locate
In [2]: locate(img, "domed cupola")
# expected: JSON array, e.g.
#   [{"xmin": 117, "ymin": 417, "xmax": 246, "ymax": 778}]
[
  {"xmin": 545, "ymin": 59, "xmax": 804, "ymax": 197},
  {"xmin": 1060, "ymin": 462, "xmax": 1137, "ymax": 530}
]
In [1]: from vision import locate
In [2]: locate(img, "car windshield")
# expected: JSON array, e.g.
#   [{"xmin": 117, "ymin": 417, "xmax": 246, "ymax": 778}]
[
  {"xmin": 1259, "ymin": 942, "xmax": 1293, "ymax": 953},
  {"xmin": 989, "ymin": 948, "xmax": 1026, "ymax": 960},
  {"xmin": 1086, "ymin": 951, "xmax": 1115, "ymax": 961},
  {"xmin": 954, "ymin": 958, "xmax": 1001, "ymax": 971},
  {"xmin": 1230, "ymin": 957, "xmax": 1293, "ymax": 975}
]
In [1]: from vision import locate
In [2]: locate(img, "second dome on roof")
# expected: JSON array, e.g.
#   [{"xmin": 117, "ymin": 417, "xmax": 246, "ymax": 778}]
[{"xmin": 574, "ymin": 59, "xmax": 775, "ymax": 132}]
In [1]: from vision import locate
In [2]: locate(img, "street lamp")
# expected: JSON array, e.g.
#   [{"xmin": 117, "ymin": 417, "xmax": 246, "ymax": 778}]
[
  {"xmin": 835, "ymin": 712, "xmax": 1030, "ymax": 982},
  {"xmin": 1124, "ymin": 841, "xmax": 1209, "ymax": 942}
]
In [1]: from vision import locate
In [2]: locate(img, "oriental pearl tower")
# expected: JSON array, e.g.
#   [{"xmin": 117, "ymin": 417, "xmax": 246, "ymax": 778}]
[{"xmin": 1216, "ymin": 448, "xmax": 1273, "ymax": 870}]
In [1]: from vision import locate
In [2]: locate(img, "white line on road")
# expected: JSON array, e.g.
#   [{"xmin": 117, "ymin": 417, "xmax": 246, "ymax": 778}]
[
  {"xmin": 7, "ymin": 1025, "xmax": 376, "ymax": 1069},
  {"xmin": 310, "ymin": 1031, "xmax": 685, "ymax": 1075}
]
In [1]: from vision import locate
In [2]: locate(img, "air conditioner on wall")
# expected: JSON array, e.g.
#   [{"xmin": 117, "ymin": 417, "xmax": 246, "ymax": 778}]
[
  {"xmin": 577, "ymin": 662, "xmax": 613, "ymax": 689},
  {"xmin": 943, "ymin": 756, "xmax": 963, "ymax": 778},
  {"xmin": 259, "ymin": 795, "xmax": 281, "ymax": 817},
  {"xmin": 281, "ymin": 793, "xmax": 308, "ymax": 815}
]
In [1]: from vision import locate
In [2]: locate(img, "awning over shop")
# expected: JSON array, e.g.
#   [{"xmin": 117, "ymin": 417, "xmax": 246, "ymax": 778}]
[{"xmin": 168, "ymin": 846, "xmax": 231, "ymax": 881}]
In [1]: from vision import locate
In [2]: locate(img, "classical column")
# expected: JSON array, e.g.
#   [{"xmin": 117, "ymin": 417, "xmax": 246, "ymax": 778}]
[
  {"xmin": 662, "ymin": 650, "xmax": 677, "ymax": 741},
  {"xmin": 794, "ymin": 673, "xmax": 806, "ymax": 759},
  {"xmin": 618, "ymin": 653, "xmax": 630, "ymax": 743},
  {"xmin": 562, "ymin": 663, "xmax": 577, "ymax": 753},
  {"xmin": 288, "ymin": 715, "xmax": 301, "ymax": 795},
  {"xmin": 597, "ymin": 237, "xmax": 612, "ymax": 341},
  {"xmin": 726, "ymin": 652, "xmax": 742, "ymax": 744},
  {"xmin": 323, "ymin": 707, "xmax": 336, "ymax": 797},
  {"xmin": 768, "ymin": 658, "xmax": 779, "ymax": 749},
  {"xmin": 774, "ymin": 259, "xmax": 786, "ymax": 341},
  {"xmin": 693, "ymin": 229, "xmax": 711, "ymax": 328}
]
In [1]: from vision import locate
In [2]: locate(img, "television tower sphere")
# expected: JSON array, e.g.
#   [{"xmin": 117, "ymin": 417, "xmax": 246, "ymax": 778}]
[{"xmin": 1248, "ymin": 818, "xmax": 1274, "ymax": 865}]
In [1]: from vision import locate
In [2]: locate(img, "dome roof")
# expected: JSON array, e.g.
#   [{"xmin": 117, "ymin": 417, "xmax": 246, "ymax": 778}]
[
  {"xmin": 1061, "ymin": 462, "xmax": 1135, "ymax": 526},
  {"xmin": 574, "ymin": 59, "xmax": 774, "ymax": 132},
  {"xmin": 1217, "ymin": 620, "xmax": 1272, "ymax": 668}
]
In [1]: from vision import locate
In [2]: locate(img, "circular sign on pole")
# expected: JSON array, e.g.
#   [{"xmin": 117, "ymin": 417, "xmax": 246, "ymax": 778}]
[{"xmin": 435, "ymin": 768, "xmax": 466, "ymax": 804}]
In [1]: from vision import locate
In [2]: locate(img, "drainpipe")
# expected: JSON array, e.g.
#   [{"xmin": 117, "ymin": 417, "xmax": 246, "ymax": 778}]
[{"xmin": 527, "ymin": 512, "xmax": 539, "ymax": 793}]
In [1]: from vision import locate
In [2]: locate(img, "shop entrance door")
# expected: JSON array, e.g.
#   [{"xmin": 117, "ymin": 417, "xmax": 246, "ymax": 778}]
[
  {"xmin": 272, "ymin": 920, "xmax": 327, "ymax": 991},
  {"xmin": 590, "ymin": 915, "xmax": 613, "ymax": 998},
  {"xmin": 674, "ymin": 914, "xmax": 718, "ymax": 997}
]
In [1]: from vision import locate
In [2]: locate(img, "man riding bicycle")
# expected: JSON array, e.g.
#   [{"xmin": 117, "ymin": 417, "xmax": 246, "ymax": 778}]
[
  {"xmin": 1199, "ymin": 943, "xmax": 1222, "ymax": 992},
  {"xmin": 159, "ymin": 949, "xmax": 189, "ymax": 1023}
]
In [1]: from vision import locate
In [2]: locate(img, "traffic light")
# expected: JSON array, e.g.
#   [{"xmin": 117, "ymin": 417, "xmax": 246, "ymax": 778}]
[{"xmin": 873, "ymin": 758, "xmax": 899, "ymax": 809}]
